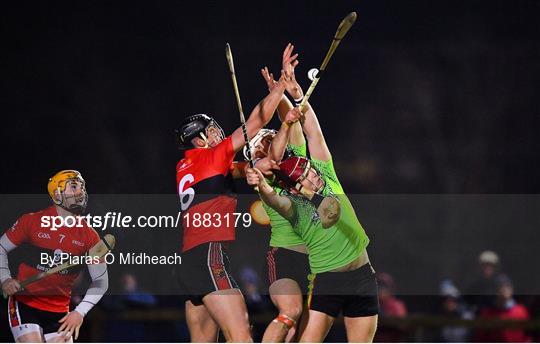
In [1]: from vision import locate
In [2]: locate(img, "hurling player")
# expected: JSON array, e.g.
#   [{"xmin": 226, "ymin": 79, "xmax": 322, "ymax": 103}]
[
  {"xmin": 246, "ymin": 49, "xmax": 379, "ymax": 342},
  {"xmin": 173, "ymin": 45, "xmax": 301, "ymax": 342},
  {"xmin": 0, "ymin": 170, "xmax": 108, "ymax": 343},
  {"xmin": 245, "ymin": 44, "xmax": 311, "ymax": 342}
]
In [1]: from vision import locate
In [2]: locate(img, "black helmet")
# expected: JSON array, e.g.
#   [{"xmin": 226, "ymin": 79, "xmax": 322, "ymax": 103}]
[{"xmin": 175, "ymin": 114, "xmax": 224, "ymax": 149}]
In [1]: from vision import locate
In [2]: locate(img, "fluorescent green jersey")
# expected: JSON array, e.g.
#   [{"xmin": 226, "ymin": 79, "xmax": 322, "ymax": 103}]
[
  {"xmin": 287, "ymin": 158, "xmax": 369, "ymax": 273},
  {"xmin": 264, "ymin": 143, "xmax": 306, "ymax": 248}
]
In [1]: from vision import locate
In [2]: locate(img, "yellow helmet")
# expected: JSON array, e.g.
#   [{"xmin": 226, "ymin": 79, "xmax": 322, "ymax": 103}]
[{"xmin": 47, "ymin": 170, "xmax": 88, "ymax": 213}]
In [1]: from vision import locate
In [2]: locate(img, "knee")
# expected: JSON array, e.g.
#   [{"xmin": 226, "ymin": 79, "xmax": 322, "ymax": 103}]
[{"xmin": 279, "ymin": 304, "xmax": 303, "ymax": 321}]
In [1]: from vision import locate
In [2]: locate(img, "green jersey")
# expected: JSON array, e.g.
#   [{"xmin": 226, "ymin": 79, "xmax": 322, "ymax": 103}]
[
  {"xmin": 287, "ymin": 158, "xmax": 369, "ymax": 273},
  {"xmin": 264, "ymin": 143, "xmax": 306, "ymax": 248}
]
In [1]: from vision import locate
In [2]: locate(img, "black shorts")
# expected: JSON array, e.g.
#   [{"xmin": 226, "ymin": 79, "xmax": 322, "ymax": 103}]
[
  {"xmin": 266, "ymin": 247, "xmax": 310, "ymax": 294},
  {"xmin": 175, "ymin": 242, "xmax": 238, "ymax": 306},
  {"xmin": 8, "ymin": 297, "xmax": 66, "ymax": 334},
  {"xmin": 308, "ymin": 263, "xmax": 379, "ymax": 318}
]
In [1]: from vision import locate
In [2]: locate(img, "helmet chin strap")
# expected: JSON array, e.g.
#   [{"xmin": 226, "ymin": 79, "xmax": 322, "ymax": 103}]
[
  {"xmin": 59, "ymin": 203, "xmax": 86, "ymax": 215},
  {"xmin": 198, "ymin": 132, "xmax": 210, "ymax": 148},
  {"xmin": 298, "ymin": 171, "xmax": 325, "ymax": 194},
  {"xmin": 202, "ymin": 124, "xmax": 226, "ymax": 148},
  {"xmin": 54, "ymin": 188, "xmax": 88, "ymax": 215},
  {"xmin": 299, "ymin": 179, "xmax": 324, "ymax": 194}
]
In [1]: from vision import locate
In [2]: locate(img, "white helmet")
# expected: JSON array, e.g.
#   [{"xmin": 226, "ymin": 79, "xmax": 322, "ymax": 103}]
[{"xmin": 243, "ymin": 129, "xmax": 277, "ymax": 161}]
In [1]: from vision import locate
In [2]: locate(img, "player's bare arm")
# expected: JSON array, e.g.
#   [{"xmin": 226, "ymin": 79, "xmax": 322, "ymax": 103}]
[
  {"xmin": 266, "ymin": 108, "xmax": 302, "ymax": 166},
  {"xmin": 274, "ymin": 93, "xmax": 304, "ymax": 148},
  {"xmin": 250, "ymin": 65, "xmax": 304, "ymax": 176},
  {"xmin": 231, "ymin": 159, "xmax": 279, "ymax": 179},
  {"xmin": 231, "ymin": 79, "xmax": 285, "ymax": 152},
  {"xmin": 253, "ymin": 159, "xmax": 279, "ymax": 177},
  {"xmin": 230, "ymin": 161, "xmax": 248, "ymax": 179},
  {"xmin": 281, "ymin": 45, "xmax": 331, "ymax": 162},
  {"xmin": 246, "ymin": 167, "xmax": 294, "ymax": 220},
  {"xmin": 244, "ymin": 93, "xmax": 301, "ymax": 177},
  {"xmin": 301, "ymin": 103, "xmax": 331, "ymax": 162},
  {"xmin": 252, "ymin": 46, "xmax": 305, "ymax": 174},
  {"xmin": 261, "ymin": 44, "xmax": 305, "ymax": 148},
  {"xmin": 281, "ymin": 43, "xmax": 303, "ymax": 105},
  {"xmin": 270, "ymin": 50, "xmax": 343, "ymax": 224},
  {"xmin": 232, "ymin": 160, "xmax": 279, "ymax": 179},
  {"xmin": 231, "ymin": 68, "xmax": 286, "ymax": 153}
]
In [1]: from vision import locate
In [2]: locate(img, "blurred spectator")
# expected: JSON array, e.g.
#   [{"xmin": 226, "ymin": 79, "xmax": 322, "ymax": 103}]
[
  {"xmin": 99, "ymin": 273, "xmax": 158, "ymax": 342},
  {"xmin": 524, "ymin": 296, "xmax": 540, "ymax": 342},
  {"xmin": 239, "ymin": 266, "xmax": 269, "ymax": 313},
  {"xmin": 238, "ymin": 266, "xmax": 271, "ymax": 341},
  {"xmin": 374, "ymin": 272, "xmax": 408, "ymax": 342},
  {"xmin": 378, "ymin": 272, "xmax": 407, "ymax": 317},
  {"xmin": 102, "ymin": 272, "xmax": 157, "ymax": 311},
  {"xmin": 119, "ymin": 272, "xmax": 157, "ymax": 308},
  {"xmin": 474, "ymin": 275, "xmax": 531, "ymax": 342},
  {"xmin": 465, "ymin": 250, "xmax": 506, "ymax": 313},
  {"xmin": 438, "ymin": 279, "xmax": 473, "ymax": 342}
]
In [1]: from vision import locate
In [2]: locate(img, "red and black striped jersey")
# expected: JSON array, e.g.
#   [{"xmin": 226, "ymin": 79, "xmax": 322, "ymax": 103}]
[
  {"xmin": 5, "ymin": 206, "xmax": 100, "ymax": 313},
  {"xmin": 176, "ymin": 136, "xmax": 238, "ymax": 252}
]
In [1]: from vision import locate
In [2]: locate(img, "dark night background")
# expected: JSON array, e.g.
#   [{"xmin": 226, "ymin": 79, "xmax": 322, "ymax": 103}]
[
  {"xmin": 1, "ymin": 0, "xmax": 538, "ymax": 194},
  {"xmin": 1, "ymin": 0, "xmax": 539, "ymax": 342}
]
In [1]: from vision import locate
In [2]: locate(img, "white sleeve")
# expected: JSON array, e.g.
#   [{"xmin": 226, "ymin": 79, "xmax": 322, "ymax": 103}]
[
  {"xmin": 74, "ymin": 263, "xmax": 108, "ymax": 317},
  {"xmin": 0, "ymin": 234, "xmax": 17, "ymax": 284}
]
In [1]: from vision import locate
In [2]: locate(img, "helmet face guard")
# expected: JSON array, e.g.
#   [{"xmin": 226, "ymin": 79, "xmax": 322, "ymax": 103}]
[
  {"xmin": 175, "ymin": 114, "xmax": 225, "ymax": 149},
  {"xmin": 243, "ymin": 129, "xmax": 277, "ymax": 161},
  {"xmin": 203, "ymin": 123, "xmax": 225, "ymax": 146},
  {"xmin": 276, "ymin": 156, "xmax": 324, "ymax": 194},
  {"xmin": 47, "ymin": 170, "xmax": 88, "ymax": 215}
]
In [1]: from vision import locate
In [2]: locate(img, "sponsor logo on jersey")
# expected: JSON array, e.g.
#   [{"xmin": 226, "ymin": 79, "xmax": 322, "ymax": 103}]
[
  {"xmin": 72, "ymin": 240, "xmax": 84, "ymax": 247},
  {"xmin": 177, "ymin": 159, "xmax": 193, "ymax": 171},
  {"xmin": 38, "ymin": 232, "xmax": 52, "ymax": 239}
]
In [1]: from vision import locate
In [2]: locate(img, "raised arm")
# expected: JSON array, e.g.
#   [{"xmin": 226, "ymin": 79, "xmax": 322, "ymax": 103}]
[
  {"xmin": 300, "ymin": 104, "xmax": 331, "ymax": 162},
  {"xmin": 231, "ymin": 46, "xmax": 293, "ymax": 153},
  {"xmin": 262, "ymin": 44, "xmax": 306, "ymax": 150},
  {"xmin": 281, "ymin": 44, "xmax": 331, "ymax": 162},
  {"xmin": 248, "ymin": 105, "xmax": 301, "ymax": 177},
  {"xmin": 246, "ymin": 167, "xmax": 295, "ymax": 221},
  {"xmin": 268, "ymin": 107, "xmax": 302, "ymax": 164},
  {"xmin": 231, "ymin": 81, "xmax": 285, "ymax": 152}
]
